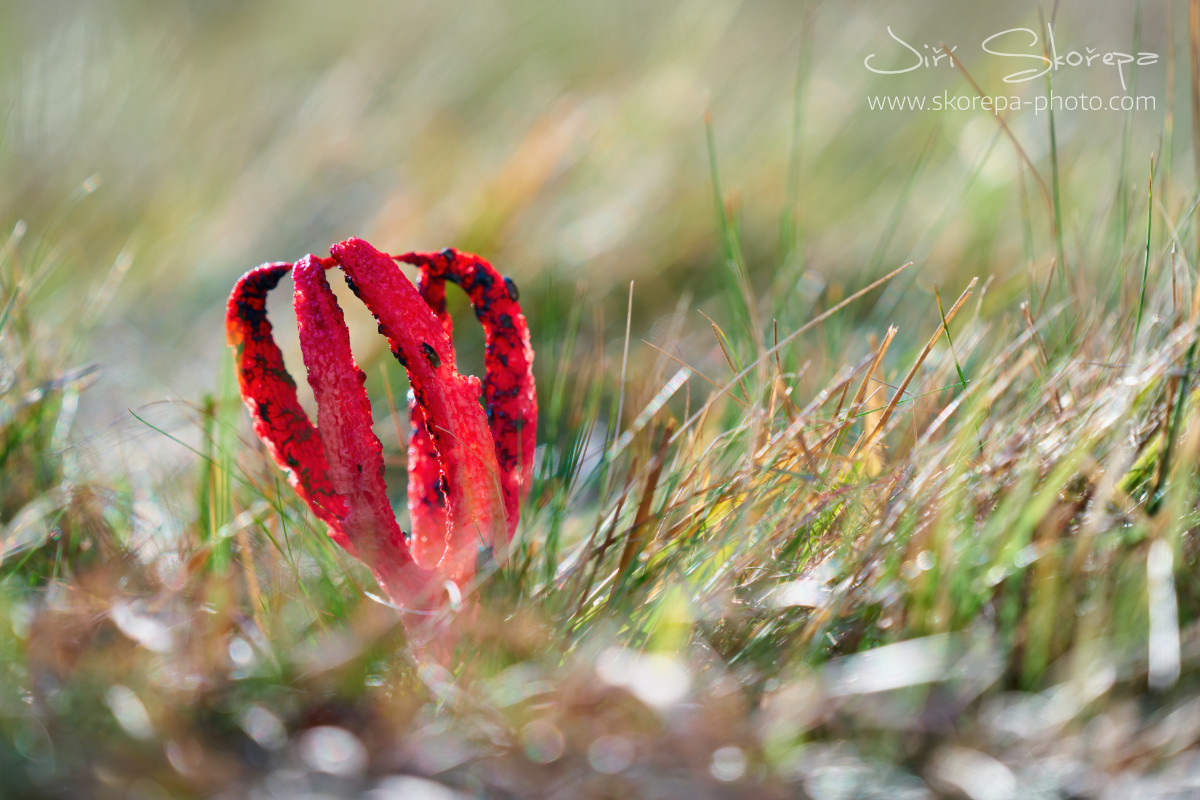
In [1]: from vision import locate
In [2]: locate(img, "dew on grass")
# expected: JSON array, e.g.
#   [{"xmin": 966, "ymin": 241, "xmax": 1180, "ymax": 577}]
[
  {"xmin": 296, "ymin": 726, "xmax": 367, "ymax": 777},
  {"xmin": 596, "ymin": 647, "xmax": 691, "ymax": 709},
  {"xmin": 240, "ymin": 704, "xmax": 287, "ymax": 750},
  {"xmin": 110, "ymin": 600, "xmax": 173, "ymax": 653},
  {"xmin": 927, "ymin": 746, "xmax": 1018, "ymax": 800},
  {"xmin": 710, "ymin": 746, "xmax": 746, "ymax": 782},
  {"xmin": 105, "ymin": 685, "xmax": 154, "ymax": 741},
  {"xmin": 521, "ymin": 719, "xmax": 565, "ymax": 763},
  {"xmin": 228, "ymin": 635, "xmax": 254, "ymax": 669},
  {"xmin": 588, "ymin": 735, "xmax": 634, "ymax": 774},
  {"xmin": 368, "ymin": 776, "xmax": 467, "ymax": 800}
]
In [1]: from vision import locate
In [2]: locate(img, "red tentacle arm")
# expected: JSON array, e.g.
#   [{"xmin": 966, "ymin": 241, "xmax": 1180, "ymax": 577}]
[
  {"xmin": 225, "ymin": 262, "xmax": 349, "ymax": 546},
  {"xmin": 292, "ymin": 257, "xmax": 433, "ymax": 606},
  {"xmin": 331, "ymin": 238, "xmax": 508, "ymax": 586},
  {"xmin": 406, "ymin": 270, "xmax": 451, "ymax": 569},
  {"xmin": 406, "ymin": 401, "xmax": 449, "ymax": 568},
  {"xmin": 396, "ymin": 248, "xmax": 537, "ymax": 540}
]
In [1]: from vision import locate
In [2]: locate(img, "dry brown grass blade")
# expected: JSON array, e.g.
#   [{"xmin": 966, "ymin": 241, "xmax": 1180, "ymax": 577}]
[
  {"xmin": 850, "ymin": 330, "xmax": 894, "ymax": 419},
  {"xmin": 773, "ymin": 318, "xmax": 800, "ymax": 420},
  {"xmin": 700, "ymin": 310, "xmax": 751, "ymax": 405},
  {"xmin": 617, "ymin": 422, "xmax": 675, "ymax": 577},
  {"xmin": 828, "ymin": 326, "xmax": 896, "ymax": 470},
  {"xmin": 670, "ymin": 261, "xmax": 914, "ymax": 445},
  {"xmin": 750, "ymin": 363, "xmax": 863, "ymax": 471},
  {"xmin": 859, "ymin": 279, "xmax": 978, "ymax": 456},
  {"xmin": 571, "ymin": 456, "xmax": 640, "ymax": 618},
  {"xmin": 641, "ymin": 339, "xmax": 746, "ymax": 408},
  {"xmin": 801, "ymin": 353, "xmax": 878, "ymax": 460}
]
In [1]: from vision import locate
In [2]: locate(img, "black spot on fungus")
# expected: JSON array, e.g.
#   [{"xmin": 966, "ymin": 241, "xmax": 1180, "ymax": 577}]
[
  {"xmin": 472, "ymin": 268, "xmax": 494, "ymax": 291},
  {"xmin": 498, "ymin": 313, "xmax": 514, "ymax": 329},
  {"xmin": 234, "ymin": 297, "xmax": 269, "ymax": 326},
  {"xmin": 504, "ymin": 276, "xmax": 519, "ymax": 301}
]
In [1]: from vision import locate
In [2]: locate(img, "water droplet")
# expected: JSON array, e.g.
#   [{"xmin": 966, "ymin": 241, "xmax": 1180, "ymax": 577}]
[
  {"xmin": 228, "ymin": 636, "xmax": 254, "ymax": 668},
  {"xmin": 596, "ymin": 647, "xmax": 691, "ymax": 709},
  {"xmin": 520, "ymin": 720, "xmax": 564, "ymax": 763},
  {"xmin": 587, "ymin": 735, "xmax": 634, "ymax": 774},
  {"xmin": 368, "ymin": 776, "xmax": 467, "ymax": 800},
  {"xmin": 710, "ymin": 746, "xmax": 747, "ymax": 782},
  {"xmin": 297, "ymin": 726, "xmax": 367, "ymax": 777},
  {"xmin": 105, "ymin": 685, "xmax": 154, "ymax": 740},
  {"xmin": 240, "ymin": 705, "xmax": 286, "ymax": 750}
]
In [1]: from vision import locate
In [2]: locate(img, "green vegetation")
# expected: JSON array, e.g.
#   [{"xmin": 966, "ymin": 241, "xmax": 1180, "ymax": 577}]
[{"xmin": 1, "ymin": 2, "xmax": 1198, "ymax": 797}]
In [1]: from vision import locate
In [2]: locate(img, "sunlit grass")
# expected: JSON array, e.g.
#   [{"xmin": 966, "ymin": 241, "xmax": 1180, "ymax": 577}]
[{"xmin": 7, "ymin": 156, "xmax": 1200, "ymax": 794}]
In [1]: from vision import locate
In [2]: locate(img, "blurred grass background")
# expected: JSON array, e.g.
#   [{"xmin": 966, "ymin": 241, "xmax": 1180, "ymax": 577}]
[
  {"xmin": 3, "ymin": 1, "xmax": 1200, "ymax": 798},
  {"xmin": 0, "ymin": 0, "xmax": 1171, "ymax": 438}
]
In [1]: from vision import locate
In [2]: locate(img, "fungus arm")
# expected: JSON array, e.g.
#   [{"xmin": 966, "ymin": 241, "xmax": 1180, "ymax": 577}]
[
  {"xmin": 292, "ymin": 256, "xmax": 434, "ymax": 607},
  {"xmin": 332, "ymin": 238, "xmax": 507, "ymax": 587},
  {"xmin": 225, "ymin": 262, "xmax": 348, "ymax": 545},
  {"xmin": 397, "ymin": 248, "xmax": 537, "ymax": 540}
]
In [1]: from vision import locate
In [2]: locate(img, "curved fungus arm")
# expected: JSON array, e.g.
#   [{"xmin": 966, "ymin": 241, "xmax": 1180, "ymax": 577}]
[
  {"xmin": 397, "ymin": 248, "xmax": 538, "ymax": 541},
  {"xmin": 406, "ymin": 398, "xmax": 449, "ymax": 569},
  {"xmin": 225, "ymin": 262, "xmax": 349, "ymax": 545},
  {"xmin": 331, "ymin": 237, "xmax": 508, "ymax": 586},
  {"xmin": 404, "ymin": 266, "xmax": 451, "ymax": 570},
  {"xmin": 292, "ymin": 257, "xmax": 433, "ymax": 606}
]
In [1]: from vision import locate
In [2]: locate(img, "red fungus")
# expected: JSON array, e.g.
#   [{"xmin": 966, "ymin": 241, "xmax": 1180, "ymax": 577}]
[
  {"xmin": 225, "ymin": 263, "xmax": 347, "ymax": 539},
  {"xmin": 225, "ymin": 239, "xmax": 536, "ymax": 611},
  {"xmin": 396, "ymin": 247, "xmax": 537, "ymax": 543}
]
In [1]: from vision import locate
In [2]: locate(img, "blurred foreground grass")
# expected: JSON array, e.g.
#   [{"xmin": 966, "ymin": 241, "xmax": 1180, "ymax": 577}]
[{"xmin": 3, "ymin": 1, "xmax": 1200, "ymax": 798}]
